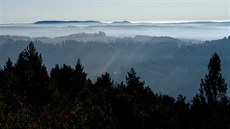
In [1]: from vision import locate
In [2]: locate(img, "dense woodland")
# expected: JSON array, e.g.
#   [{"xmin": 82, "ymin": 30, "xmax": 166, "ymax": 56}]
[
  {"xmin": 1, "ymin": 35, "xmax": 230, "ymax": 98},
  {"xmin": 0, "ymin": 42, "xmax": 230, "ymax": 128}
]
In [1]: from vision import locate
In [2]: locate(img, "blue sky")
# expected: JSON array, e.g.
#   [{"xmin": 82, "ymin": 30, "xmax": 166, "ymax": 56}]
[{"xmin": 0, "ymin": 0, "xmax": 229, "ymax": 23}]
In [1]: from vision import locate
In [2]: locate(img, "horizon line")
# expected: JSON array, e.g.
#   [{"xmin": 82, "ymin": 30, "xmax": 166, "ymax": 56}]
[{"xmin": 1, "ymin": 19, "xmax": 230, "ymax": 24}]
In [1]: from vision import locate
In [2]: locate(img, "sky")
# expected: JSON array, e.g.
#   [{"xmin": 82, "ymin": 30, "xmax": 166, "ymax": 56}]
[{"xmin": 0, "ymin": 0, "xmax": 230, "ymax": 24}]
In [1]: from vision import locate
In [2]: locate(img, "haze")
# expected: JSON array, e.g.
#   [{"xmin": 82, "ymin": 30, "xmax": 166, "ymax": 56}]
[{"xmin": 1, "ymin": 0, "xmax": 229, "ymax": 24}]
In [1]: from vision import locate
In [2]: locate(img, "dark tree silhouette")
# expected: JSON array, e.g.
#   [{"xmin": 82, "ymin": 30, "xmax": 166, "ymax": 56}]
[
  {"xmin": 126, "ymin": 68, "xmax": 145, "ymax": 90},
  {"xmin": 86, "ymin": 72, "xmax": 118, "ymax": 129},
  {"xmin": 199, "ymin": 52, "xmax": 227, "ymax": 105},
  {"xmin": 191, "ymin": 53, "xmax": 229, "ymax": 129},
  {"xmin": 0, "ymin": 42, "xmax": 230, "ymax": 129},
  {"xmin": 73, "ymin": 59, "xmax": 88, "ymax": 97},
  {"xmin": 14, "ymin": 42, "xmax": 50, "ymax": 106},
  {"xmin": 50, "ymin": 64, "xmax": 74, "ymax": 106}
]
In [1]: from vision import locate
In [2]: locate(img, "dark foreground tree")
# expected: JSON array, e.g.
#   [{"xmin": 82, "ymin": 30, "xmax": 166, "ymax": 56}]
[
  {"xmin": 14, "ymin": 42, "xmax": 50, "ymax": 106},
  {"xmin": 0, "ymin": 42, "xmax": 51, "ymax": 128},
  {"xmin": 1, "ymin": 42, "xmax": 230, "ymax": 129},
  {"xmin": 191, "ymin": 52, "xmax": 229, "ymax": 129},
  {"xmin": 199, "ymin": 52, "xmax": 227, "ymax": 105}
]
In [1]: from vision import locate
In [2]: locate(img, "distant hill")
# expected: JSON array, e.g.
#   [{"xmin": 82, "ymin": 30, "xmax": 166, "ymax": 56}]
[
  {"xmin": 34, "ymin": 20, "xmax": 102, "ymax": 24},
  {"xmin": 0, "ymin": 34, "xmax": 229, "ymax": 99},
  {"xmin": 111, "ymin": 21, "xmax": 131, "ymax": 24}
]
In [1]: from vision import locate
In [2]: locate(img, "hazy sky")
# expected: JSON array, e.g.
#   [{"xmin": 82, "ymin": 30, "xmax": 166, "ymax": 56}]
[{"xmin": 0, "ymin": 0, "xmax": 230, "ymax": 23}]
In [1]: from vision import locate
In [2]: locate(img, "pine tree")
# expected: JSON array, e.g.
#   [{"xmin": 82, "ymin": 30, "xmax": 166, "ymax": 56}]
[
  {"xmin": 126, "ymin": 68, "xmax": 145, "ymax": 93},
  {"xmin": 199, "ymin": 52, "xmax": 227, "ymax": 105},
  {"xmin": 50, "ymin": 64, "xmax": 74, "ymax": 101},
  {"xmin": 86, "ymin": 72, "xmax": 118, "ymax": 129},
  {"xmin": 1, "ymin": 58, "xmax": 14, "ymax": 91},
  {"xmin": 74, "ymin": 58, "xmax": 87, "ymax": 95},
  {"xmin": 14, "ymin": 42, "xmax": 50, "ymax": 106},
  {"xmin": 191, "ymin": 53, "xmax": 229, "ymax": 129}
]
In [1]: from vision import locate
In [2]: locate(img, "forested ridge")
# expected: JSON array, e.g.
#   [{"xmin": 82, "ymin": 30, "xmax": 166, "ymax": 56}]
[
  {"xmin": 1, "ymin": 35, "xmax": 230, "ymax": 98},
  {"xmin": 0, "ymin": 42, "xmax": 230, "ymax": 128}
]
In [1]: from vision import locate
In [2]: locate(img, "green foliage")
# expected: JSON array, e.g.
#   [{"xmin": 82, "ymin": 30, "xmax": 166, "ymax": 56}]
[{"xmin": 0, "ymin": 42, "xmax": 229, "ymax": 129}]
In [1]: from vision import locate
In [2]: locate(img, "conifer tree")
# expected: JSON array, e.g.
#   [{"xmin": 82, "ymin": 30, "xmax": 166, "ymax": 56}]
[
  {"xmin": 74, "ymin": 59, "xmax": 87, "ymax": 94},
  {"xmin": 14, "ymin": 42, "xmax": 49, "ymax": 106},
  {"xmin": 199, "ymin": 52, "xmax": 227, "ymax": 105},
  {"xmin": 126, "ymin": 68, "xmax": 145, "ymax": 93},
  {"xmin": 191, "ymin": 53, "xmax": 229, "ymax": 129},
  {"xmin": 1, "ymin": 58, "xmax": 14, "ymax": 91}
]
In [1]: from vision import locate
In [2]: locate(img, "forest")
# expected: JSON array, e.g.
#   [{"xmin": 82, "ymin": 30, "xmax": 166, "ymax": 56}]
[
  {"xmin": 0, "ymin": 42, "xmax": 230, "ymax": 128},
  {"xmin": 1, "ymin": 35, "xmax": 230, "ymax": 98}
]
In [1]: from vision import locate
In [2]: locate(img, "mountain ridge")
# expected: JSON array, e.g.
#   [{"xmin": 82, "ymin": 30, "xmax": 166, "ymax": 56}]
[
  {"xmin": 33, "ymin": 20, "xmax": 230, "ymax": 24},
  {"xmin": 34, "ymin": 20, "xmax": 102, "ymax": 24}
]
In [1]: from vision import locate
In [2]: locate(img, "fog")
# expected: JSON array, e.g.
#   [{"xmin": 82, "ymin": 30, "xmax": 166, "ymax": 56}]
[
  {"xmin": 1, "ymin": 21, "xmax": 229, "ymax": 40},
  {"xmin": 0, "ymin": 21, "xmax": 230, "ymax": 98}
]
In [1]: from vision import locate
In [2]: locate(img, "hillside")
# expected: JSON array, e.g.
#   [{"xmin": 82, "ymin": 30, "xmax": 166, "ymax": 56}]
[{"xmin": 0, "ymin": 34, "xmax": 229, "ymax": 98}]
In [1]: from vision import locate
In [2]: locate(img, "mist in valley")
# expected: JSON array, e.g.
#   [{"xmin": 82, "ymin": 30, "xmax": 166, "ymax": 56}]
[
  {"xmin": 1, "ymin": 21, "xmax": 230, "ymax": 98},
  {"xmin": 1, "ymin": 21, "xmax": 229, "ymax": 40}
]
